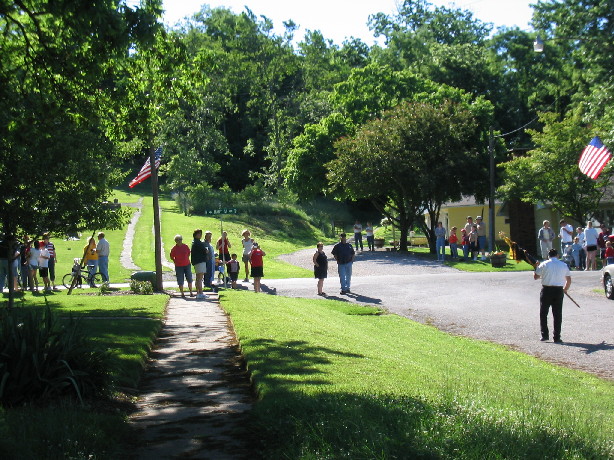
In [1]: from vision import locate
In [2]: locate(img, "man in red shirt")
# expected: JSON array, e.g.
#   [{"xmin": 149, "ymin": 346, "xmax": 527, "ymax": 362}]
[{"xmin": 170, "ymin": 234, "xmax": 193, "ymax": 298}]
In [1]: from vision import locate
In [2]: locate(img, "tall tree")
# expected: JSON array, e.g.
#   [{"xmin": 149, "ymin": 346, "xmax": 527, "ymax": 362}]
[{"xmin": 328, "ymin": 100, "xmax": 488, "ymax": 251}]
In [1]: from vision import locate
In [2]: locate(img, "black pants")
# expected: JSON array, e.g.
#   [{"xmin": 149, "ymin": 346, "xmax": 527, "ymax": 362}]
[
  {"xmin": 354, "ymin": 233, "xmax": 363, "ymax": 251},
  {"xmin": 540, "ymin": 286, "xmax": 563, "ymax": 340}
]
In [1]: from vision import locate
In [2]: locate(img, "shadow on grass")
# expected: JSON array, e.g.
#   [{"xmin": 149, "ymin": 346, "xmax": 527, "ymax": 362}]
[
  {"xmin": 243, "ymin": 338, "xmax": 365, "ymax": 387},
  {"xmin": 251, "ymin": 391, "xmax": 610, "ymax": 459}
]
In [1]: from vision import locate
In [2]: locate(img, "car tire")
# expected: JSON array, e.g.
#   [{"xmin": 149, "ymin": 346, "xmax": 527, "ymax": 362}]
[{"xmin": 605, "ymin": 273, "xmax": 614, "ymax": 300}]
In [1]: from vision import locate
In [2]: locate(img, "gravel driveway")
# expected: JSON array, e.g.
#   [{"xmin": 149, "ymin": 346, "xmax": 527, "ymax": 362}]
[{"xmin": 272, "ymin": 246, "xmax": 614, "ymax": 381}]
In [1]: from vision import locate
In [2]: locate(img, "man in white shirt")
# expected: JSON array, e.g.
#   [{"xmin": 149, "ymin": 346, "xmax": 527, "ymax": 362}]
[
  {"xmin": 97, "ymin": 232, "xmax": 110, "ymax": 282},
  {"xmin": 534, "ymin": 248, "xmax": 571, "ymax": 343},
  {"xmin": 558, "ymin": 219, "xmax": 573, "ymax": 255}
]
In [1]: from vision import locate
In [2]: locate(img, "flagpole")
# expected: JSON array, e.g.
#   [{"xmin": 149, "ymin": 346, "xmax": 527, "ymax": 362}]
[{"xmin": 150, "ymin": 145, "xmax": 163, "ymax": 292}]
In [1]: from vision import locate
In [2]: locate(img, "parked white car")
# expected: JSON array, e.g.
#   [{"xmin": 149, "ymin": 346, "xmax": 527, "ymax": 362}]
[{"xmin": 601, "ymin": 265, "xmax": 614, "ymax": 299}]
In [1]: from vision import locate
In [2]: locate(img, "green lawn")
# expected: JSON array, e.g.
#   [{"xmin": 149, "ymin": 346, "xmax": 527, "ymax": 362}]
[
  {"xmin": 0, "ymin": 292, "xmax": 168, "ymax": 459},
  {"xmin": 220, "ymin": 290, "xmax": 613, "ymax": 459}
]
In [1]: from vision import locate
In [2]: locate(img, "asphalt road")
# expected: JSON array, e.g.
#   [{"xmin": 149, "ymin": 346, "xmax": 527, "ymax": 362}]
[{"xmin": 266, "ymin": 248, "xmax": 614, "ymax": 380}]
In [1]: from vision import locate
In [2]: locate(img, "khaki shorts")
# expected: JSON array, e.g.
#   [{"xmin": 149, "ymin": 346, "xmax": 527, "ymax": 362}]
[{"xmin": 193, "ymin": 262, "xmax": 207, "ymax": 274}]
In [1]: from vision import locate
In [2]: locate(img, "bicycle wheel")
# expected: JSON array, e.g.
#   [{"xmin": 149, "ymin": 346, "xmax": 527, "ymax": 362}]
[{"xmin": 62, "ymin": 273, "xmax": 77, "ymax": 289}]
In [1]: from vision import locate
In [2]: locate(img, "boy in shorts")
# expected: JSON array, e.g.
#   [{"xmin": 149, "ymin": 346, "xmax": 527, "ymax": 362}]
[{"xmin": 227, "ymin": 253, "xmax": 240, "ymax": 289}]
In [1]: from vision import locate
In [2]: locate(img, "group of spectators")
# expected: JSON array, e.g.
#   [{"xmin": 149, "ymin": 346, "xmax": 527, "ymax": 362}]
[
  {"xmin": 538, "ymin": 219, "xmax": 614, "ymax": 270},
  {"xmin": 0, "ymin": 233, "xmax": 57, "ymax": 293},
  {"xmin": 435, "ymin": 216, "xmax": 488, "ymax": 262},
  {"xmin": 169, "ymin": 228, "xmax": 266, "ymax": 299}
]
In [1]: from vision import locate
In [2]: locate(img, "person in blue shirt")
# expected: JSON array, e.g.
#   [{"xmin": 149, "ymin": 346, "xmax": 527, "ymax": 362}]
[{"xmin": 331, "ymin": 233, "xmax": 355, "ymax": 295}]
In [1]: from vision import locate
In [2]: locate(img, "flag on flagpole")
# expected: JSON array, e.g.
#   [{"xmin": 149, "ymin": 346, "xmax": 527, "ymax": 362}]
[
  {"xmin": 579, "ymin": 136, "xmax": 612, "ymax": 180},
  {"xmin": 129, "ymin": 147, "xmax": 162, "ymax": 188}
]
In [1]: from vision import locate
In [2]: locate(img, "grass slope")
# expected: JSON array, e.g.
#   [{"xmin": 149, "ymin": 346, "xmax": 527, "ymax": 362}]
[{"xmin": 220, "ymin": 290, "xmax": 613, "ymax": 459}]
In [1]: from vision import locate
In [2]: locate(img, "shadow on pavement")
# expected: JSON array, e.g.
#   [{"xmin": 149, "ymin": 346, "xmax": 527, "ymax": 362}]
[{"xmin": 559, "ymin": 341, "xmax": 614, "ymax": 354}]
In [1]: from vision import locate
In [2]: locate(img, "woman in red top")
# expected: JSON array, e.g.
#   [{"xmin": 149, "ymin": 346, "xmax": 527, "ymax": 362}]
[
  {"xmin": 170, "ymin": 234, "xmax": 193, "ymax": 298},
  {"xmin": 216, "ymin": 231, "xmax": 232, "ymax": 265},
  {"xmin": 249, "ymin": 242, "xmax": 266, "ymax": 293}
]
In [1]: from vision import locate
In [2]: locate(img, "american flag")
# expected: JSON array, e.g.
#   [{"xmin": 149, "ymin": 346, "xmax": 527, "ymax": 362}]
[
  {"xmin": 129, "ymin": 147, "xmax": 162, "ymax": 188},
  {"xmin": 579, "ymin": 136, "xmax": 612, "ymax": 180}
]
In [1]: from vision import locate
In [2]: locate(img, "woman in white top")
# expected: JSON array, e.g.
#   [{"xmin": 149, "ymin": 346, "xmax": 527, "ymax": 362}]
[
  {"xmin": 241, "ymin": 229, "xmax": 254, "ymax": 282},
  {"xmin": 28, "ymin": 239, "xmax": 41, "ymax": 292},
  {"xmin": 584, "ymin": 221, "xmax": 599, "ymax": 271}
]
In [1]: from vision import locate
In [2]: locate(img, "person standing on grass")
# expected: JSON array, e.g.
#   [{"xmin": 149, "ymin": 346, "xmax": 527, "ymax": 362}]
[
  {"xmin": 249, "ymin": 242, "xmax": 266, "ymax": 293},
  {"xmin": 191, "ymin": 229, "xmax": 208, "ymax": 300},
  {"xmin": 353, "ymin": 220, "xmax": 363, "ymax": 251},
  {"xmin": 559, "ymin": 219, "xmax": 574, "ymax": 256},
  {"xmin": 82, "ymin": 237, "xmax": 98, "ymax": 287},
  {"xmin": 170, "ymin": 234, "xmax": 193, "ymax": 298},
  {"xmin": 28, "ymin": 239, "xmax": 41, "ymax": 292},
  {"xmin": 96, "ymin": 232, "xmax": 110, "ymax": 283},
  {"xmin": 313, "ymin": 242, "xmax": 328, "ymax": 296},
  {"xmin": 42, "ymin": 233, "xmax": 58, "ymax": 290},
  {"xmin": 241, "ymin": 229, "xmax": 254, "ymax": 282},
  {"xmin": 476, "ymin": 216, "xmax": 487, "ymax": 261},
  {"xmin": 534, "ymin": 248, "xmax": 571, "ymax": 343},
  {"xmin": 575, "ymin": 227, "xmax": 586, "ymax": 270},
  {"xmin": 38, "ymin": 241, "xmax": 51, "ymax": 292},
  {"xmin": 216, "ymin": 231, "xmax": 231, "ymax": 266},
  {"xmin": 449, "ymin": 226, "xmax": 459, "ymax": 259},
  {"xmin": 435, "ymin": 221, "xmax": 446, "ymax": 261},
  {"xmin": 331, "ymin": 233, "xmax": 355, "ymax": 295}
]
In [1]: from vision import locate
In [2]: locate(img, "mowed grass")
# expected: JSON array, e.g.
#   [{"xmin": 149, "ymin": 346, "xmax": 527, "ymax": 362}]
[
  {"xmin": 0, "ymin": 292, "xmax": 168, "ymax": 458},
  {"xmin": 409, "ymin": 246, "xmax": 534, "ymax": 272},
  {"xmin": 220, "ymin": 290, "xmax": 614, "ymax": 459}
]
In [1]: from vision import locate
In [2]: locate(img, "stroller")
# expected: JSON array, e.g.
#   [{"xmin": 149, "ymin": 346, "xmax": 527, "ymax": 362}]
[{"xmin": 562, "ymin": 245, "xmax": 574, "ymax": 268}]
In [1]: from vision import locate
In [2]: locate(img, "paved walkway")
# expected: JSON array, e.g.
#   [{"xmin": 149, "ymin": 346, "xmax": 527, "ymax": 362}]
[{"xmin": 129, "ymin": 293, "xmax": 253, "ymax": 459}]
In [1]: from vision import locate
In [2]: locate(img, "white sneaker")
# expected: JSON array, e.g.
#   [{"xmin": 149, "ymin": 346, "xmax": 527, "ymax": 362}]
[{"xmin": 196, "ymin": 293, "xmax": 206, "ymax": 300}]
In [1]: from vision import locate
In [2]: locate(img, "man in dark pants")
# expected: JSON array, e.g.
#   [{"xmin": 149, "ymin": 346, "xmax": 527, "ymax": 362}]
[{"xmin": 533, "ymin": 248, "xmax": 571, "ymax": 343}]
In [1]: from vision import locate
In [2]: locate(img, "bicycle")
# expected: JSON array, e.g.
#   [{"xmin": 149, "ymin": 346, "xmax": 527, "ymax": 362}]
[{"xmin": 62, "ymin": 267, "xmax": 103, "ymax": 289}]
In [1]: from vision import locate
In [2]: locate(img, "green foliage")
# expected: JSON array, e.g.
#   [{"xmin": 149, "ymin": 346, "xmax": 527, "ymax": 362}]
[
  {"xmin": 498, "ymin": 112, "xmax": 611, "ymax": 223},
  {"xmin": 221, "ymin": 290, "xmax": 614, "ymax": 459},
  {"xmin": 97, "ymin": 282, "xmax": 112, "ymax": 296},
  {"xmin": 0, "ymin": 307, "xmax": 112, "ymax": 407},
  {"xmin": 129, "ymin": 280, "xmax": 154, "ymax": 295}
]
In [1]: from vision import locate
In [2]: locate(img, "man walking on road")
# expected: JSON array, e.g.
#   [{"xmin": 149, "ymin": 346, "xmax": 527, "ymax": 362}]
[
  {"xmin": 534, "ymin": 248, "xmax": 571, "ymax": 343},
  {"xmin": 331, "ymin": 233, "xmax": 355, "ymax": 295}
]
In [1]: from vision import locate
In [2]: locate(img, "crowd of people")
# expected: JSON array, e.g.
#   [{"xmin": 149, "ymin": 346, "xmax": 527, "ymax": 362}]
[
  {"xmin": 538, "ymin": 219, "xmax": 614, "ymax": 270},
  {"xmin": 434, "ymin": 216, "xmax": 488, "ymax": 262},
  {"xmin": 170, "ymin": 228, "xmax": 266, "ymax": 299}
]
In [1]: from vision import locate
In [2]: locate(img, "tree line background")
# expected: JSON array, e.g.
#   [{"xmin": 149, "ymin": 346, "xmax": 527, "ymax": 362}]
[{"xmin": 1, "ymin": 0, "xmax": 612, "ymax": 248}]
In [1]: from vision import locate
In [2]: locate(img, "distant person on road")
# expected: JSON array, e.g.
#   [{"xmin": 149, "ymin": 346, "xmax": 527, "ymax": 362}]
[
  {"xmin": 435, "ymin": 222, "xmax": 446, "ymax": 261},
  {"xmin": 476, "ymin": 216, "xmax": 487, "ymax": 261},
  {"xmin": 170, "ymin": 234, "xmax": 193, "ymax": 298},
  {"xmin": 96, "ymin": 232, "xmax": 110, "ymax": 283},
  {"xmin": 534, "ymin": 248, "xmax": 571, "ymax": 343},
  {"xmin": 241, "ymin": 229, "xmax": 254, "ymax": 282},
  {"xmin": 249, "ymin": 242, "xmax": 266, "ymax": 293},
  {"xmin": 584, "ymin": 221, "xmax": 599, "ymax": 271},
  {"xmin": 365, "ymin": 222, "xmax": 375, "ymax": 251},
  {"xmin": 538, "ymin": 220, "xmax": 555, "ymax": 260},
  {"xmin": 191, "ymin": 229, "xmax": 208, "ymax": 300},
  {"xmin": 313, "ymin": 242, "xmax": 328, "ymax": 296},
  {"xmin": 353, "ymin": 220, "xmax": 363, "ymax": 251},
  {"xmin": 227, "ymin": 253, "xmax": 240, "ymax": 289},
  {"xmin": 331, "ymin": 233, "xmax": 355, "ymax": 295}
]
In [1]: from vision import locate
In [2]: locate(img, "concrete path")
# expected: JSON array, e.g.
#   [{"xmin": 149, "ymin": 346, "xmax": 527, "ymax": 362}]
[
  {"xmin": 121, "ymin": 198, "xmax": 143, "ymax": 271},
  {"xmin": 129, "ymin": 293, "xmax": 253, "ymax": 459}
]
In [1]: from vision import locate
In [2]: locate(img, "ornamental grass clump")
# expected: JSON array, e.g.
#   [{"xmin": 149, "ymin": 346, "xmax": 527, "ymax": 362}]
[{"xmin": 0, "ymin": 306, "xmax": 112, "ymax": 407}]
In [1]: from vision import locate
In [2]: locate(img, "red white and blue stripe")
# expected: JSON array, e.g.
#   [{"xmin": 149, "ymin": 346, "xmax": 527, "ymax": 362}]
[
  {"xmin": 129, "ymin": 147, "xmax": 162, "ymax": 188},
  {"xmin": 579, "ymin": 136, "xmax": 612, "ymax": 180}
]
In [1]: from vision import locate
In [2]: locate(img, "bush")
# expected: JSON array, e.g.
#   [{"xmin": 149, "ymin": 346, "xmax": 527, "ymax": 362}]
[
  {"xmin": 129, "ymin": 279, "xmax": 153, "ymax": 295},
  {"xmin": 0, "ymin": 307, "xmax": 112, "ymax": 407}
]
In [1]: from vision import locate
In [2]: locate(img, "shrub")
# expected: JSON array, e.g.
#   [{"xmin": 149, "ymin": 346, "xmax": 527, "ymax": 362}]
[
  {"xmin": 129, "ymin": 279, "xmax": 153, "ymax": 295},
  {"xmin": 97, "ymin": 282, "xmax": 112, "ymax": 296},
  {"xmin": 0, "ymin": 307, "xmax": 112, "ymax": 407}
]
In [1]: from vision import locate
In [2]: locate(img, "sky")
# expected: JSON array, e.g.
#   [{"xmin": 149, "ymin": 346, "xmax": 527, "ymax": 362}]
[{"xmin": 161, "ymin": 0, "xmax": 535, "ymax": 45}]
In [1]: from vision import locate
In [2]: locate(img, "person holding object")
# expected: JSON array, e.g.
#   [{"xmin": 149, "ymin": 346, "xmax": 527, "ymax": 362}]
[
  {"xmin": 313, "ymin": 242, "xmax": 328, "ymax": 296},
  {"xmin": 534, "ymin": 248, "xmax": 571, "ymax": 343},
  {"xmin": 331, "ymin": 233, "xmax": 355, "ymax": 295},
  {"xmin": 82, "ymin": 237, "xmax": 98, "ymax": 287}
]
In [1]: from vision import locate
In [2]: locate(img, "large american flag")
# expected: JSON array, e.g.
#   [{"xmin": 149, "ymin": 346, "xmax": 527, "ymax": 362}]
[
  {"xmin": 579, "ymin": 136, "xmax": 612, "ymax": 180},
  {"xmin": 129, "ymin": 147, "xmax": 162, "ymax": 188}
]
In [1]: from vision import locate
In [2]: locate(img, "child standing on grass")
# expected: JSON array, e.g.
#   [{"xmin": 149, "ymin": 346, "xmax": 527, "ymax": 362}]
[
  {"xmin": 249, "ymin": 242, "xmax": 266, "ymax": 293},
  {"xmin": 227, "ymin": 253, "xmax": 240, "ymax": 289},
  {"xmin": 449, "ymin": 226, "xmax": 459, "ymax": 259},
  {"xmin": 469, "ymin": 225, "xmax": 479, "ymax": 261},
  {"xmin": 571, "ymin": 237, "xmax": 583, "ymax": 270},
  {"xmin": 460, "ymin": 228, "xmax": 470, "ymax": 261},
  {"xmin": 313, "ymin": 242, "xmax": 328, "ymax": 296}
]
